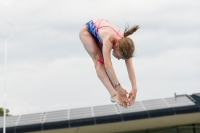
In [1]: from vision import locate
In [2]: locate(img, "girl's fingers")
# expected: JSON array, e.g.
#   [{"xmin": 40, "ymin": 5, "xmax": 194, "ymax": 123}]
[
  {"xmin": 128, "ymin": 93, "xmax": 132, "ymax": 99},
  {"xmin": 123, "ymin": 95, "xmax": 128, "ymax": 102},
  {"xmin": 121, "ymin": 99, "xmax": 126, "ymax": 108},
  {"xmin": 129, "ymin": 96, "xmax": 133, "ymax": 105},
  {"xmin": 132, "ymin": 96, "xmax": 136, "ymax": 104},
  {"xmin": 130, "ymin": 99, "xmax": 134, "ymax": 105},
  {"xmin": 120, "ymin": 97, "xmax": 124, "ymax": 105},
  {"xmin": 121, "ymin": 95, "xmax": 125, "ymax": 102},
  {"xmin": 120, "ymin": 93, "xmax": 125, "ymax": 100}
]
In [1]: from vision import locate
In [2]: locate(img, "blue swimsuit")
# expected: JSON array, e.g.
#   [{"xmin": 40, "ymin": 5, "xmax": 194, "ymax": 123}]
[
  {"xmin": 85, "ymin": 19, "xmax": 121, "ymax": 44},
  {"xmin": 86, "ymin": 20, "xmax": 103, "ymax": 44}
]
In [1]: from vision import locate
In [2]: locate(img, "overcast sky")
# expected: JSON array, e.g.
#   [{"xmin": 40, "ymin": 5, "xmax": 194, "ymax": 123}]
[{"xmin": 0, "ymin": 0, "xmax": 199, "ymax": 116}]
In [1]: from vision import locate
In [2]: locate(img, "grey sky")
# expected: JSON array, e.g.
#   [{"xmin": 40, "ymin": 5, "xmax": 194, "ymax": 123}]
[{"xmin": 0, "ymin": 0, "xmax": 200, "ymax": 115}]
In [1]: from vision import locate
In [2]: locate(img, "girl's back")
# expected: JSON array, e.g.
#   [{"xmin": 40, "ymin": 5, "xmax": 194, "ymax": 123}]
[{"xmin": 92, "ymin": 19, "xmax": 123, "ymax": 43}]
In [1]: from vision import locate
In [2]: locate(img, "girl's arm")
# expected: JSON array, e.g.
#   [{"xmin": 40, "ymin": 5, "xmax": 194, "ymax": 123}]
[
  {"xmin": 125, "ymin": 58, "xmax": 137, "ymax": 104},
  {"xmin": 125, "ymin": 58, "xmax": 137, "ymax": 89},
  {"xmin": 102, "ymin": 37, "xmax": 128, "ymax": 102}
]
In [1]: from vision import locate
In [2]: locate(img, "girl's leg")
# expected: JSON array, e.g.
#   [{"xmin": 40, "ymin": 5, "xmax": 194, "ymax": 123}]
[{"xmin": 79, "ymin": 26, "xmax": 125, "ymax": 106}]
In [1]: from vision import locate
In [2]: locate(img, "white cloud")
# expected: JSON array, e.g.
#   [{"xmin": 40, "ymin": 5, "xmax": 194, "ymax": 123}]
[
  {"xmin": 0, "ymin": 56, "xmax": 110, "ymax": 115},
  {"xmin": 134, "ymin": 47, "xmax": 200, "ymax": 99},
  {"xmin": 1, "ymin": 46, "xmax": 199, "ymax": 115}
]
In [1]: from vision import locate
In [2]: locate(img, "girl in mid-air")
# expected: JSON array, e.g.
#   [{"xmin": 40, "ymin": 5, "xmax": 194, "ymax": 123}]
[{"xmin": 79, "ymin": 19, "xmax": 139, "ymax": 107}]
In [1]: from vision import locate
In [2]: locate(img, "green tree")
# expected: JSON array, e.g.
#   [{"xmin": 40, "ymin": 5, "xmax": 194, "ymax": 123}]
[{"xmin": 0, "ymin": 108, "xmax": 11, "ymax": 116}]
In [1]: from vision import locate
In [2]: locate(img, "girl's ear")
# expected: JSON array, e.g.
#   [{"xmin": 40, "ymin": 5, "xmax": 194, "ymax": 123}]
[{"xmin": 113, "ymin": 42, "xmax": 118, "ymax": 49}]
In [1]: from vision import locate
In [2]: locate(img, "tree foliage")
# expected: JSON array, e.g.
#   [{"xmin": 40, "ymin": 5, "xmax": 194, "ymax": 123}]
[{"xmin": 0, "ymin": 108, "xmax": 11, "ymax": 116}]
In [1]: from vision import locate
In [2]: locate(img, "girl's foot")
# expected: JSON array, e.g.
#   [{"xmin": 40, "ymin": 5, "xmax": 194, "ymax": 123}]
[{"xmin": 110, "ymin": 94, "xmax": 127, "ymax": 108}]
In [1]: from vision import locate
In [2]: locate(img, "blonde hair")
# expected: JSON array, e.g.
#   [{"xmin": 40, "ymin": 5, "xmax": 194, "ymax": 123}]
[{"xmin": 117, "ymin": 23, "xmax": 139, "ymax": 59}]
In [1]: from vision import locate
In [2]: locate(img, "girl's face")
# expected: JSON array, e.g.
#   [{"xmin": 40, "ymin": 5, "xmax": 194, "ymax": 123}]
[{"xmin": 112, "ymin": 43, "xmax": 124, "ymax": 60}]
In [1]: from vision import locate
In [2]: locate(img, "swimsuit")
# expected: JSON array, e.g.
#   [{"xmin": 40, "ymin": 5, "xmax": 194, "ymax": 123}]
[{"xmin": 85, "ymin": 19, "xmax": 121, "ymax": 44}]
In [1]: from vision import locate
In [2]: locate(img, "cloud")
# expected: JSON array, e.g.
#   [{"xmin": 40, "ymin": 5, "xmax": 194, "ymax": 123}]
[
  {"xmin": 1, "ymin": 46, "xmax": 199, "ymax": 115},
  {"xmin": 1, "ymin": 0, "xmax": 199, "ymax": 61},
  {"xmin": 0, "ymin": 56, "xmax": 110, "ymax": 115},
  {"xmin": 134, "ymin": 46, "xmax": 200, "ymax": 99}
]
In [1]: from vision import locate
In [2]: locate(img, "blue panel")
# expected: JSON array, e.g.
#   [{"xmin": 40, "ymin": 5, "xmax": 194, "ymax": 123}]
[
  {"xmin": 191, "ymin": 94, "xmax": 200, "ymax": 105},
  {"xmin": 95, "ymin": 114, "xmax": 122, "ymax": 124},
  {"xmin": 16, "ymin": 124, "xmax": 42, "ymax": 133},
  {"xmin": 70, "ymin": 117, "xmax": 95, "ymax": 127},
  {"xmin": 149, "ymin": 108, "xmax": 175, "ymax": 118},
  {"xmin": 122, "ymin": 111, "xmax": 149, "ymax": 121},
  {"xmin": 0, "ymin": 127, "xmax": 15, "ymax": 133},
  {"xmin": 43, "ymin": 120, "xmax": 69, "ymax": 130},
  {"xmin": 174, "ymin": 105, "xmax": 200, "ymax": 114}
]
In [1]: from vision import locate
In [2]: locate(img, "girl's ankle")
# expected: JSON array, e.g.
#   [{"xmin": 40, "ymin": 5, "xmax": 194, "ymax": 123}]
[{"xmin": 111, "ymin": 93, "xmax": 117, "ymax": 98}]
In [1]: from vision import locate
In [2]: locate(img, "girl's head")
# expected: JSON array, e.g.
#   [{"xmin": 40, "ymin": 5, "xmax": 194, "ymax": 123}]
[{"xmin": 113, "ymin": 24, "xmax": 139, "ymax": 60}]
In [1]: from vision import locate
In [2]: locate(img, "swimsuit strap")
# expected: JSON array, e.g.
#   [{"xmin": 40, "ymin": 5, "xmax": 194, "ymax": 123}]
[
  {"xmin": 98, "ymin": 26, "xmax": 121, "ymax": 43},
  {"xmin": 97, "ymin": 19, "xmax": 104, "ymax": 28},
  {"xmin": 113, "ymin": 30, "xmax": 121, "ymax": 43},
  {"xmin": 94, "ymin": 19, "xmax": 121, "ymax": 43},
  {"xmin": 94, "ymin": 19, "xmax": 108, "ymax": 28},
  {"xmin": 98, "ymin": 26, "xmax": 121, "ymax": 35}
]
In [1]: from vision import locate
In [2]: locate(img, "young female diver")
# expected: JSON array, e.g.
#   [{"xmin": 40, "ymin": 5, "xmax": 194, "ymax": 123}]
[{"xmin": 79, "ymin": 19, "xmax": 139, "ymax": 107}]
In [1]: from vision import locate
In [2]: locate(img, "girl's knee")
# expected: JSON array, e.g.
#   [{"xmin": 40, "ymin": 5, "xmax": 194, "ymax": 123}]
[
  {"xmin": 94, "ymin": 57, "xmax": 104, "ymax": 70},
  {"xmin": 97, "ymin": 59, "xmax": 104, "ymax": 65},
  {"xmin": 94, "ymin": 55, "xmax": 103, "ymax": 64}
]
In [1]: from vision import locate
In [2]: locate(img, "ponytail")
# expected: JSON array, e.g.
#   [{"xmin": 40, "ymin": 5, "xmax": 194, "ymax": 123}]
[{"xmin": 124, "ymin": 23, "xmax": 140, "ymax": 37}]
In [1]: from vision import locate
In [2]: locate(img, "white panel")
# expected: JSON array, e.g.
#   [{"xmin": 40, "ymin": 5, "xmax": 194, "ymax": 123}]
[
  {"xmin": 141, "ymin": 99, "xmax": 169, "ymax": 110},
  {"xmin": 0, "ymin": 116, "xmax": 19, "ymax": 127},
  {"xmin": 165, "ymin": 96, "xmax": 195, "ymax": 107},
  {"xmin": 69, "ymin": 107, "xmax": 92, "ymax": 120},
  {"xmin": 17, "ymin": 113, "xmax": 43, "ymax": 126},
  {"xmin": 44, "ymin": 110, "xmax": 68, "ymax": 123},
  {"xmin": 118, "ymin": 102, "xmax": 145, "ymax": 113},
  {"xmin": 194, "ymin": 93, "xmax": 200, "ymax": 97},
  {"xmin": 93, "ymin": 104, "xmax": 118, "ymax": 117}
]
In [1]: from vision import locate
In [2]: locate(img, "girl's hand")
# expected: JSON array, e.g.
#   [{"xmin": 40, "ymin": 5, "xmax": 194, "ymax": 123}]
[
  {"xmin": 128, "ymin": 89, "xmax": 137, "ymax": 106},
  {"xmin": 116, "ymin": 86, "xmax": 128, "ymax": 103}
]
